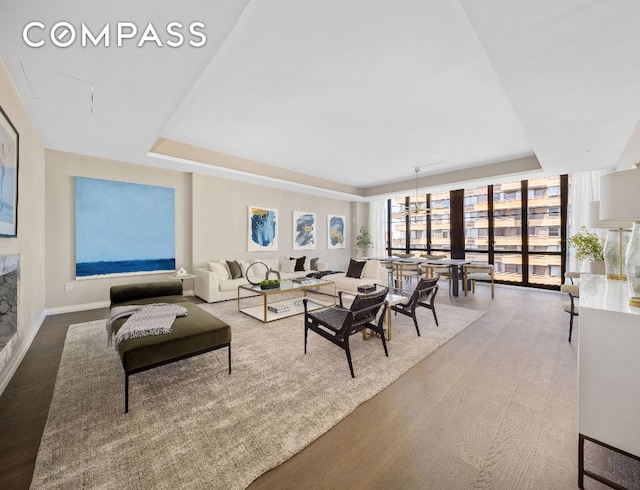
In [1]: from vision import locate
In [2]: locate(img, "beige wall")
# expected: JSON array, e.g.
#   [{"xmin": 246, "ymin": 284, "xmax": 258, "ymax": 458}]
[
  {"xmin": 192, "ymin": 174, "xmax": 353, "ymax": 270},
  {"xmin": 45, "ymin": 150, "xmax": 192, "ymax": 309},
  {"xmin": 0, "ymin": 59, "xmax": 46, "ymax": 390}
]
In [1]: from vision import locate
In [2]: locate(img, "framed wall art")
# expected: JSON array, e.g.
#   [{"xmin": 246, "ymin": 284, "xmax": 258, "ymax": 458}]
[
  {"xmin": 327, "ymin": 214, "xmax": 346, "ymax": 249},
  {"xmin": 248, "ymin": 206, "xmax": 278, "ymax": 251},
  {"xmin": 75, "ymin": 177, "xmax": 176, "ymax": 278},
  {"xmin": 293, "ymin": 211, "xmax": 316, "ymax": 250},
  {"xmin": 0, "ymin": 105, "xmax": 19, "ymax": 237}
]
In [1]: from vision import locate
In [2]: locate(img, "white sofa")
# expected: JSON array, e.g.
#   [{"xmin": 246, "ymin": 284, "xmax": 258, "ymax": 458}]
[
  {"xmin": 195, "ymin": 258, "xmax": 388, "ymax": 303},
  {"xmin": 316, "ymin": 260, "xmax": 389, "ymax": 296},
  {"xmin": 195, "ymin": 258, "xmax": 322, "ymax": 303}
]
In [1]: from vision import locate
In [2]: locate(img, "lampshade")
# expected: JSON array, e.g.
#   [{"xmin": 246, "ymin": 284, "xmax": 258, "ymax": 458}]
[
  {"xmin": 600, "ymin": 168, "xmax": 640, "ymax": 221},
  {"xmin": 589, "ymin": 201, "xmax": 631, "ymax": 229},
  {"xmin": 600, "ymin": 166, "xmax": 640, "ymax": 305}
]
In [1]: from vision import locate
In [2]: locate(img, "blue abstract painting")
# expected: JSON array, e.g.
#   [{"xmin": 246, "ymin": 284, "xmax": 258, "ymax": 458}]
[
  {"xmin": 327, "ymin": 214, "xmax": 346, "ymax": 249},
  {"xmin": 248, "ymin": 206, "xmax": 278, "ymax": 251},
  {"xmin": 75, "ymin": 177, "xmax": 176, "ymax": 278},
  {"xmin": 293, "ymin": 211, "xmax": 316, "ymax": 250}
]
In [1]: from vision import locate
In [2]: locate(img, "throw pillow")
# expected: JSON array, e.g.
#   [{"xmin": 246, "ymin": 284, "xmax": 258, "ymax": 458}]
[
  {"xmin": 208, "ymin": 260, "xmax": 230, "ymax": 280},
  {"xmin": 290, "ymin": 256, "xmax": 306, "ymax": 272},
  {"xmin": 310, "ymin": 257, "xmax": 319, "ymax": 271},
  {"xmin": 237, "ymin": 260, "xmax": 250, "ymax": 277},
  {"xmin": 260, "ymin": 258, "xmax": 279, "ymax": 271},
  {"xmin": 281, "ymin": 258, "xmax": 296, "ymax": 273},
  {"xmin": 226, "ymin": 260, "xmax": 242, "ymax": 279},
  {"xmin": 346, "ymin": 259, "xmax": 366, "ymax": 278},
  {"xmin": 362, "ymin": 260, "xmax": 381, "ymax": 279}
]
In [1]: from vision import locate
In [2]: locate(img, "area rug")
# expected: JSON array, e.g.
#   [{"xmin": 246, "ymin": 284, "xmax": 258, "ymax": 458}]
[{"xmin": 30, "ymin": 300, "xmax": 484, "ymax": 489}]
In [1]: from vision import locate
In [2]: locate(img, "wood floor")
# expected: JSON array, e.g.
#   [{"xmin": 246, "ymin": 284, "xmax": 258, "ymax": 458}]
[{"xmin": 0, "ymin": 285, "xmax": 636, "ymax": 489}]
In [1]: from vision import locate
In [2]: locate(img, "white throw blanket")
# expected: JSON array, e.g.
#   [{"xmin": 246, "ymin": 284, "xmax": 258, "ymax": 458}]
[{"xmin": 106, "ymin": 303, "xmax": 188, "ymax": 348}]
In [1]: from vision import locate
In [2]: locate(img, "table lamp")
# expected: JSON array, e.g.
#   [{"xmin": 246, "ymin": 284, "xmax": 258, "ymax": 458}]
[
  {"xmin": 589, "ymin": 201, "xmax": 631, "ymax": 280},
  {"xmin": 600, "ymin": 165, "xmax": 640, "ymax": 307}
]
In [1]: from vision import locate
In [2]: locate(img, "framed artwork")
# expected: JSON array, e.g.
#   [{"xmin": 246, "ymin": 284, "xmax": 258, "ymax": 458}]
[
  {"xmin": 293, "ymin": 211, "xmax": 316, "ymax": 250},
  {"xmin": 327, "ymin": 214, "xmax": 346, "ymax": 249},
  {"xmin": 248, "ymin": 206, "xmax": 278, "ymax": 251},
  {"xmin": 0, "ymin": 106, "xmax": 19, "ymax": 237},
  {"xmin": 75, "ymin": 177, "xmax": 176, "ymax": 278}
]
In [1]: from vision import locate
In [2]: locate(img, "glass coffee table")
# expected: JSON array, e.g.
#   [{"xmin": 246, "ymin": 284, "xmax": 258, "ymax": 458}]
[{"xmin": 237, "ymin": 278, "xmax": 336, "ymax": 323}]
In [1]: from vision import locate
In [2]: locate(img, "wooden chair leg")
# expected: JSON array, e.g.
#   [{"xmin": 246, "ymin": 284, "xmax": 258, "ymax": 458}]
[
  {"xmin": 463, "ymin": 272, "xmax": 468, "ymax": 296},
  {"xmin": 491, "ymin": 280, "xmax": 495, "ymax": 299}
]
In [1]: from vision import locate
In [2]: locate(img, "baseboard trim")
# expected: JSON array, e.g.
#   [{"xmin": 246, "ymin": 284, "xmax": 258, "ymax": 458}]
[
  {"xmin": 0, "ymin": 310, "xmax": 47, "ymax": 396},
  {"xmin": 45, "ymin": 301, "xmax": 110, "ymax": 316}
]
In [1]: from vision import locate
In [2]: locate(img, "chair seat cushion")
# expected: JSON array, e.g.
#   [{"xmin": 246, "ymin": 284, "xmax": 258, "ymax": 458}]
[
  {"xmin": 564, "ymin": 300, "xmax": 579, "ymax": 315},
  {"xmin": 466, "ymin": 273, "xmax": 492, "ymax": 280}
]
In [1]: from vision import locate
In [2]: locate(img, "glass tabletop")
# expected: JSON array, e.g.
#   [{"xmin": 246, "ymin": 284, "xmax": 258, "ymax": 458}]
[{"xmin": 239, "ymin": 278, "xmax": 332, "ymax": 294}]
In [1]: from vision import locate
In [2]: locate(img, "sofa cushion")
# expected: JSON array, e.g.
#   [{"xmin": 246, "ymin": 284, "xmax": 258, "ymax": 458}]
[
  {"xmin": 346, "ymin": 259, "xmax": 366, "ymax": 278},
  {"xmin": 112, "ymin": 301, "xmax": 231, "ymax": 373},
  {"xmin": 362, "ymin": 260, "xmax": 381, "ymax": 279},
  {"xmin": 208, "ymin": 260, "xmax": 230, "ymax": 280},
  {"xmin": 253, "ymin": 258, "xmax": 279, "ymax": 272},
  {"xmin": 219, "ymin": 277, "xmax": 250, "ymax": 292},
  {"xmin": 226, "ymin": 260, "xmax": 242, "ymax": 279},
  {"xmin": 238, "ymin": 260, "xmax": 251, "ymax": 276},
  {"xmin": 290, "ymin": 256, "xmax": 306, "ymax": 272},
  {"xmin": 310, "ymin": 257, "xmax": 320, "ymax": 271},
  {"xmin": 281, "ymin": 258, "xmax": 296, "ymax": 273}
]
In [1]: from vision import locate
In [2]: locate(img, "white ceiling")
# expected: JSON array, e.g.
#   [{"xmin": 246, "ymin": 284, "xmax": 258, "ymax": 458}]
[{"xmin": 1, "ymin": 0, "xmax": 639, "ymax": 199}]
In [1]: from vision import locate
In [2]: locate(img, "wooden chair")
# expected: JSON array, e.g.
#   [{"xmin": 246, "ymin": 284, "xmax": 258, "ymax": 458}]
[
  {"xmin": 423, "ymin": 264, "xmax": 452, "ymax": 295},
  {"xmin": 390, "ymin": 276, "xmax": 439, "ymax": 336},
  {"xmin": 463, "ymin": 264, "xmax": 495, "ymax": 299},
  {"xmin": 303, "ymin": 287, "xmax": 389, "ymax": 378},
  {"xmin": 392, "ymin": 261, "xmax": 420, "ymax": 288},
  {"xmin": 560, "ymin": 272, "xmax": 581, "ymax": 342}
]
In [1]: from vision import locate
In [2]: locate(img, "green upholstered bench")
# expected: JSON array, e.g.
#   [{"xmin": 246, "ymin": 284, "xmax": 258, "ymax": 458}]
[{"xmin": 110, "ymin": 280, "xmax": 231, "ymax": 412}]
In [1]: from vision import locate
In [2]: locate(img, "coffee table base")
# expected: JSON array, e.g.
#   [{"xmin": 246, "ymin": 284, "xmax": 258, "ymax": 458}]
[{"xmin": 239, "ymin": 296, "xmax": 333, "ymax": 323}]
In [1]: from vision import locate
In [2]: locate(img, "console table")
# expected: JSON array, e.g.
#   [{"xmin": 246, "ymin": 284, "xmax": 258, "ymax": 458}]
[{"xmin": 578, "ymin": 274, "xmax": 640, "ymax": 488}]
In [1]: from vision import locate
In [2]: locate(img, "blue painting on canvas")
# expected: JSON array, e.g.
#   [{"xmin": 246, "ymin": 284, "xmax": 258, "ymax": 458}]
[
  {"xmin": 248, "ymin": 206, "xmax": 278, "ymax": 251},
  {"xmin": 75, "ymin": 177, "xmax": 175, "ymax": 278},
  {"xmin": 329, "ymin": 215, "xmax": 345, "ymax": 247},
  {"xmin": 294, "ymin": 212, "xmax": 315, "ymax": 249}
]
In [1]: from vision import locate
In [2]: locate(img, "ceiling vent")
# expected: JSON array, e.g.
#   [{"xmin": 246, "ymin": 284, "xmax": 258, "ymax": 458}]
[{"xmin": 20, "ymin": 62, "xmax": 94, "ymax": 113}]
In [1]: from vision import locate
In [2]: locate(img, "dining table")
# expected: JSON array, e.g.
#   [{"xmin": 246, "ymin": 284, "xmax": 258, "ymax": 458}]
[{"xmin": 370, "ymin": 257, "xmax": 470, "ymax": 297}]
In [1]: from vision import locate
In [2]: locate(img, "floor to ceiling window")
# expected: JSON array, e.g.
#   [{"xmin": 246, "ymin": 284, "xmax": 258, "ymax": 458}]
[{"xmin": 386, "ymin": 175, "xmax": 568, "ymax": 290}]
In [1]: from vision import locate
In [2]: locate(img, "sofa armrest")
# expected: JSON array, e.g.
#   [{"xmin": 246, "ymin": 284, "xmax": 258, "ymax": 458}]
[{"xmin": 194, "ymin": 268, "xmax": 221, "ymax": 303}]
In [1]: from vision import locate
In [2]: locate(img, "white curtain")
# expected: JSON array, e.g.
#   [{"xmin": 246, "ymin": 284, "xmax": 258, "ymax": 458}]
[
  {"xmin": 568, "ymin": 169, "xmax": 607, "ymax": 273},
  {"xmin": 367, "ymin": 199, "xmax": 386, "ymax": 259}
]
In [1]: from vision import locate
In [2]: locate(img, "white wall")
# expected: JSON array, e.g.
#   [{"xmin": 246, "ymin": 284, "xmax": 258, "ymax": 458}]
[
  {"xmin": 192, "ymin": 174, "xmax": 353, "ymax": 270},
  {"xmin": 45, "ymin": 150, "xmax": 192, "ymax": 310},
  {"xmin": 0, "ymin": 59, "xmax": 46, "ymax": 392}
]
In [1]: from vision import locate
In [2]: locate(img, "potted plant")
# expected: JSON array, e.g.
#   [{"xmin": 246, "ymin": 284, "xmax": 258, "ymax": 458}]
[
  {"xmin": 568, "ymin": 226, "xmax": 605, "ymax": 273},
  {"xmin": 355, "ymin": 226, "xmax": 373, "ymax": 258}
]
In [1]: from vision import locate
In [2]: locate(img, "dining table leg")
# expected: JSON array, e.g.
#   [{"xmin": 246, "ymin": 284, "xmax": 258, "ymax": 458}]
[{"xmin": 451, "ymin": 265, "xmax": 460, "ymax": 297}]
